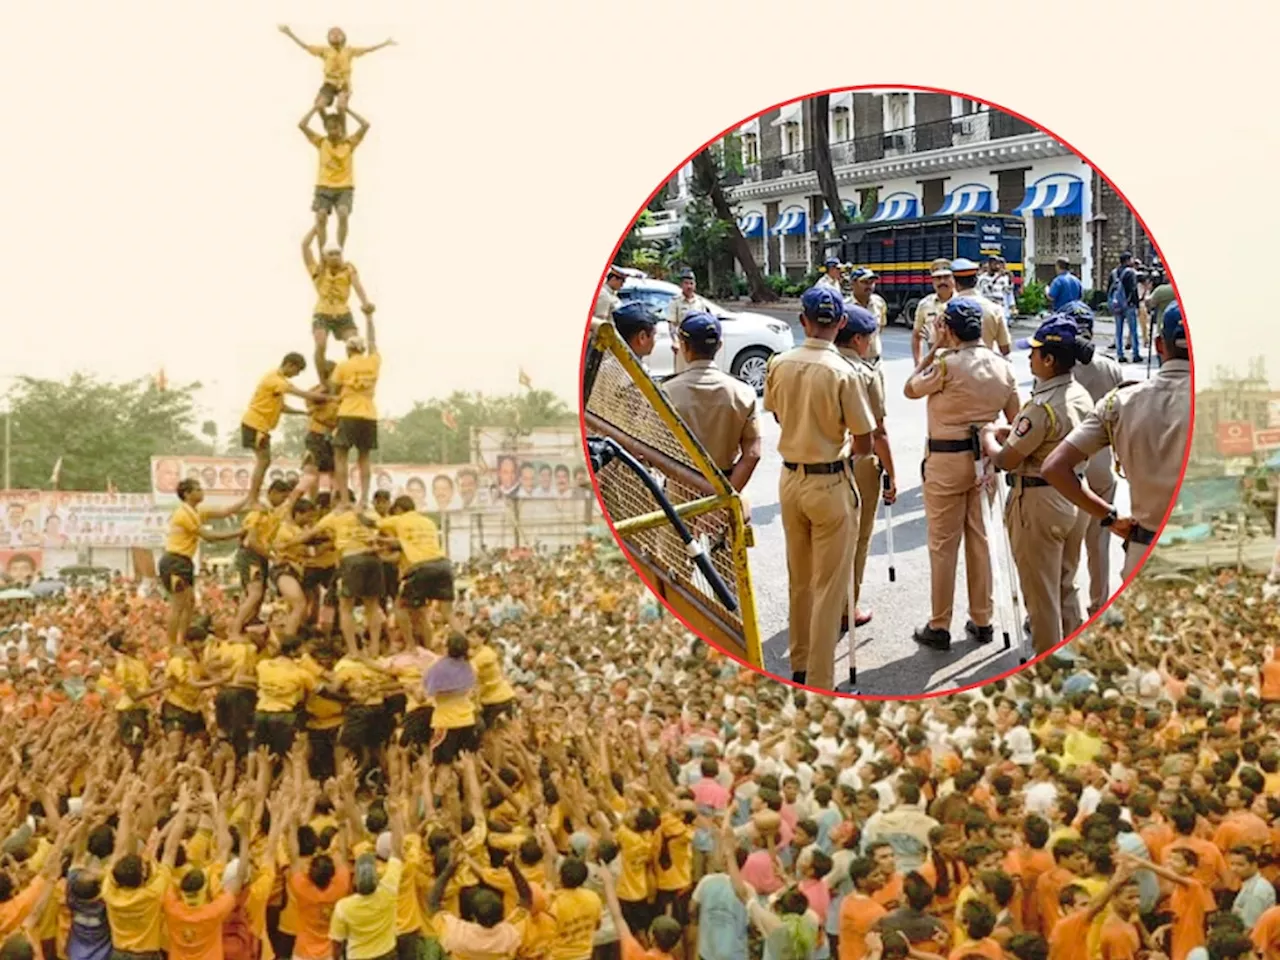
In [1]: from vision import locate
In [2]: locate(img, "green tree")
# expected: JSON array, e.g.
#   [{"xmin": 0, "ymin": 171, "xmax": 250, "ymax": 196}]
[
  {"xmin": 614, "ymin": 209, "xmax": 655, "ymax": 270},
  {"xmin": 4, "ymin": 375, "xmax": 207, "ymax": 492},
  {"xmin": 690, "ymin": 148, "xmax": 776, "ymax": 303}
]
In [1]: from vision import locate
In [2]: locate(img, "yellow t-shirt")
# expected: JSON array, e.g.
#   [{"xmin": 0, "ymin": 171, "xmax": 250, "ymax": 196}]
[
  {"xmin": 256, "ymin": 657, "xmax": 316, "ymax": 713},
  {"xmin": 205, "ymin": 640, "xmax": 259, "ymax": 688},
  {"xmin": 312, "ymin": 263, "xmax": 355, "ymax": 317},
  {"xmin": 163, "ymin": 655, "xmax": 202, "ymax": 713},
  {"xmin": 166, "ymin": 503, "xmax": 205, "ymax": 558},
  {"xmin": 430, "ymin": 687, "xmax": 476, "ymax": 731},
  {"xmin": 274, "ymin": 519, "xmax": 310, "ymax": 568},
  {"xmin": 395, "ymin": 836, "xmax": 425, "ymax": 936},
  {"xmin": 333, "ymin": 656, "xmax": 386, "ymax": 706},
  {"xmin": 243, "ymin": 504, "xmax": 287, "ymax": 557},
  {"xmin": 243, "ymin": 370, "xmax": 292, "ymax": 433},
  {"xmin": 333, "ymin": 353, "xmax": 381, "ymax": 421},
  {"xmin": 329, "ymin": 858, "xmax": 402, "ymax": 960},
  {"xmin": 313, "ymin": 510, "xmax": 378, "ymax": 557},
  {"xmin": 307, "ymin": 391, "xmax": 340, "ymax": 436},
  {"xmin": 101, "ymin": 862, "xmax": 172, "ymax": 952},
  {"xmin": 307, "ymin": 130, "xmax": 364, "ymax": 190},
  {"xmin": 615, "ymin": 826, "xmax": 656, "ymax": 903},
  {"xmin": 307, "ymin": 44, "xmax": 356, "ymax": 88},
  {"xmin": 547, "ymin": 887, "xmax": 603, "ymax": 960},
  {"xmin": 114, "ymin": 655, "xmax": 149, "ymax": 711},
  {"xmin": 375, "ymin": 513, "xmax": 445, "ymax": 571},
  {"xmin": 654, "ymin": 815, "xmax": 694, "ymax": 892},
  {"xmin": 471, "ymin": 644, "xmax": 514, "ymax": 707}
]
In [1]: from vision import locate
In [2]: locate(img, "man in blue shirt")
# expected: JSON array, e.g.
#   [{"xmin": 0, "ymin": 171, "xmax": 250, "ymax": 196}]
[{"xmin": 1047, "ymin": 258, "xmax": 1083, "ymax": 310}]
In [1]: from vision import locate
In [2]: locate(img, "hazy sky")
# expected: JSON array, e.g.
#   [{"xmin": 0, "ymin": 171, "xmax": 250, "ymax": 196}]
[{"xmin": 2, "ymin": 2, "xmax": 1275, "ymax": 438}]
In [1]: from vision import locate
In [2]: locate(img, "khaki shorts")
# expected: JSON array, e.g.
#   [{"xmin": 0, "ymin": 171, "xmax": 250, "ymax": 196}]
[
  {"xmin": 312, "ymin": 312, "xmax": 357, "ymax": 339},
  {"xmin": 312, "ymin": 186, "xmax": 354, "ymax": 214}
]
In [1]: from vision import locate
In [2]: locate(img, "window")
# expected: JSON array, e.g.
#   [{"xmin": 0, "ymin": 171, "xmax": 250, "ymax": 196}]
[
  {"xmin": 618, "ymin": 287, "xmax": 674, "ymax": 321},
  {"xmin": 742, "ymin": 132, "xmax": 759, "ymax": 165},
  {"xmin": 951, "ymin": 96, "xmax": 981, "ymax": 117},
  {"xmin": 885, "ymin": 92, "xmax": 910, "ymax": 131},
  {"xmin": 782, "ymin": 122, "xmax": 802, "ymax": 154},
  {"xmin": 832, "ymin": 107, "xmax": 851, "ymax": 142}
]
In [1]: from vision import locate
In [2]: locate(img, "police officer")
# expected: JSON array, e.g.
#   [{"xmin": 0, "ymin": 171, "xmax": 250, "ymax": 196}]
[
  {"xmin": 912, "ymin": 259, "xmax": 956, "ymax": 364},
  {"xmin": 978, "ymin": 316, "xmax": 1094, "ymax": 654},
  {"xmin": 816, "ymin": 258, "xmax": 845, "ymax": 294},
  {"xmin": 1042, "ymin": 303, "xmax": 1192, "ymax": 579},
  {"xmin": 593, "ymin": 267, "xmax": 625, "ymax": 326},
  {"xmin": 905, "ymin": 297, "xmax": 1020, "ymax": 651},
  {"xmin": 595, "ymin": 301, "xmax": 660, "ymax": 416},
  {"xmin": 847, "ymin": 267, "xmax": 888, "ymax": 362},
  {"xmin": 763, "ymin": 287, "xmax": 875, "ymax": 689},
  {"xmin": 834, "ymin": 304, "xmax": 898, "ymax": 627},
  {"xmin": 1059, "ymin": 301, "xmax": 1124, "ymax": 615},
  {"xmin": 952, "ymin": 258, "xmax": 1011, "ymax": 356},
  {"xmin": 666, "ymin": 271, "xmax": 713, "ymax": 376},
  {"xmin": 662, "ymin": 312, "xmax": 762, "ymax": 492},
  {"xmin": 612, "ymin": 301, "xmax": 658, "ymax": 365}
]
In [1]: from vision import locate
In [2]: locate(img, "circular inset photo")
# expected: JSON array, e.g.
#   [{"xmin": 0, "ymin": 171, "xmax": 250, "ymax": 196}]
[{"xmin": 580, "ymin": 86, "xmax": 1194, "ymax": 698}]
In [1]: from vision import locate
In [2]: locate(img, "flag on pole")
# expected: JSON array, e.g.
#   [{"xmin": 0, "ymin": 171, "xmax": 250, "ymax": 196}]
[
  {"xmin": 107, "ymin": 477, "xmax": 118, "ymax": 495},
  {"xmin": 441, "ymin": 408, "xmax": 458, "ymax": 432},
  {"xmin": 518, "ymin": 368, "xmax": 532, "ymax": 390},
  {"xmin": 49, "ymin": 457, "xmax": 63, "ymax": 490},
  {"xmin": 155, "ymin": 368, "xmax": 167, "ymax": 392}
]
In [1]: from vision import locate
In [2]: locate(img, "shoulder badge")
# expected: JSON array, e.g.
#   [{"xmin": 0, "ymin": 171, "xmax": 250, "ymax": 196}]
[{"xmin": 1013, "ymin": 416, "xmax": 1033, "ymax": 438}]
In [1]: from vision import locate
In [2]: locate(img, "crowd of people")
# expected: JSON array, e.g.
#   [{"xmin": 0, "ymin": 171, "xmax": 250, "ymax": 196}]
[{"xmin": 6, "ymin": 528, "xmax": 1280, "ymax": 960}]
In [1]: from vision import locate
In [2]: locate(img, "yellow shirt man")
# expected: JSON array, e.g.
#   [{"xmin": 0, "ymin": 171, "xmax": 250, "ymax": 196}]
[
  {"xmin": 306, "ymin": 128, "xmax": 366, "ymax": 190},
  {"xmin": 547, "ymin": 887, "xmax": 603, "ymax": 960},
  {"xmin": 313, "ymin": 262, "xmax": 355, "ymax": 318},
  {"xmin": 242, "ymin": 370, "xmax": 292, "ymax": 434},
  {"xmin": 334, "ymin": 353, "xmax": 381, "ymax": 421},
  {"xmin": 256, "ymin": 656, "xmax": 316, "ymax": 713},
  {"xmin": 375, "ymin": 513, "xmax": 445, "ymax": 573},
  {"xmin": 166, "ymin": 503, "xmax": 206, "ymax": 558},
  {"xmin": 614, "ymin": 825, "xmax": 657, "ymax": 903},
  {"xmin": 333, "ymin": 656, "xmax": 386, "ymax": 707},
  {"xmin": 471, "ymin": 644, "xmax": 514, "ymax": 707},
  {"xmin": 329, "ymin": 858, "xmax": 403, "ymax": 960},
  {"xmin": 163, "ymin": 655, "xmax": 203, "ymax": 714},
  {"xmin": 313, "ymin": 510, "xmax": 378, "ymax": 557},
  {"xmin": 114, "ymin": 655, "xmax": 149, "ymax": 712},
  {"xmin": 101, "ymin": 863, "xmax": 173, "ymax": 952},
  {"xmin": 307, "ymin": 44, "xmax": 357, "ymax": 89}
]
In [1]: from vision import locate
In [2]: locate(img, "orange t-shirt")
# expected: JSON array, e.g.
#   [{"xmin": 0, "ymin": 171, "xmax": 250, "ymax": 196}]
[
  {"xmin": 1163, "ymin": 837, "xmax": 1228, "ymax": 890},
  {"xmin": 1048, "ymin": 909, "xmax": 1092, "ymax": 960},
  {"xmin": 949, "ymin": 938, "xmax": 1004, "ymax": 960},
  {"xmin": 1037, "ymin": 867, "xmax": 1077, "ymax": 938},
  {"xmin": 1251, "ymin": 904, "xmax": 1280, "ymax": 960},
  {"xmin": 1099, "ymin": 915, "xmax": 1141, "ymax": 960},
  {"xmin": 621, "ymin": 933, "xmax": 676, "ymax": 960},
  {"xmin": 1260, "ymin": 658, "xmax": 1280, "ymax": 701},
  {"xmin": 288, "ymin": 865, "xmax": 352, "ymax": 959},
  {"xmin": 1007, "ymin": 848, "xmax": 1055, "ymax": 931},
  {"xmin": 162, "ymin": 890, "xmax": 236, "ymax": 960},
  {"xmin": 1139, "ymin": 822, "xmax": 1174, "ymax": 864},
  {"xmin": 1170, "ymin": 879, "xmax": 1215, "ymax": 960},
  {"xmin": 0, "ymin": 877, "xmax": 48, "ymax": 939},
  {"xmin": 1214, "ymin": 812, "xmax": 1269, "ymax": 853},
  {"xmin": 839, "ymin": 896, "xmax": 888, "ymax": 960},
  {"xmin": 872, "ymin": 873, "xmax": 905, "ymax": 911}
]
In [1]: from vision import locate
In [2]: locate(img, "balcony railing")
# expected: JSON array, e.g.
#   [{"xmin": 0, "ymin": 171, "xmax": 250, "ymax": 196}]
[{"xmin": 736, "ymin": 111, "xmax": 1040, "ymax": 185}]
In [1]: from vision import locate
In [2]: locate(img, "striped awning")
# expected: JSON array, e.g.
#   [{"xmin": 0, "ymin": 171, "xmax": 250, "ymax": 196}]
[
  {"xmin": 769, "ymin": 209, "xmax": 807, "ymax": 236},
  {"xmin": 867, "ymin": 193, "xmax": 919, "ymax": 222},
  {"xmin": 1014, "ymin": 176, "xmax": 1084, "ymax": 217},
  {"xmin": 737, "ymin": 211, "xmax": 765, "ymax": 238},
  {"xmin": 814, "ymin": 203, "xmax": 857, "ymax": 233},
  {"xmin": 935, "ymin": 184, "xmax": 995, "ymax": 216}
]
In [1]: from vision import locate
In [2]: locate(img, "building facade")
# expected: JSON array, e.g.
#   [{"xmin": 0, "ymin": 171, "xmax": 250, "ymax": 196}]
[{"xmin": 645, "ymin": 91, "xmax": 1153, "ymax": 292}]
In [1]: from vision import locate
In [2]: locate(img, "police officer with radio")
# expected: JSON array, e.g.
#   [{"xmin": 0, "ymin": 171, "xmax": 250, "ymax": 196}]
[
  {"xmin": 905, "ymin": 297, "xmax": 1021, "ymax": 651},
  {"xmin": 763, "ymin": 287, "xmax": 875, "ymax": 690},
  {"xmin": 1042, "ymin": 303, "xmax": 1192, "ymax": 579},
  {"xmin": 1059, "ymin": 301, "xmax": 1124, "ymax": 614}
]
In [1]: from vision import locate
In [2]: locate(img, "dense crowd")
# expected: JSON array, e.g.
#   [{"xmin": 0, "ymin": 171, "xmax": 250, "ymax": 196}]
[{"xmin": 4, "ymin": 542, "xmax": 1280, "ymax": 960}]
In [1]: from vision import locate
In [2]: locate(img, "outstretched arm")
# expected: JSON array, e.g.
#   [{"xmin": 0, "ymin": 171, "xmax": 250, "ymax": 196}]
[
  {"xmin": 302, "ymin": 228, "xmax": 318, "ymax": 274},
  {"xmin": 277, "ymin": 25, "xmax": 314, "ymax": 52},
  {"xmin": 353, "ymin": 38, "xmax": 396, "ymax": 56}
]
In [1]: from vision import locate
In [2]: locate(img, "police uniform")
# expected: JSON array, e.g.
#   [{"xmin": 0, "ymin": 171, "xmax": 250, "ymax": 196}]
[
  {"xmin": 951, "ymin": 260, "xmax": 1012, "ymax": 354},
  {"xmin": 666, "ymin": 274, "xmax": 713, "ymax": 376},
  {"xmin": 835, "ymin": 305, "xmax": 890, "ymax": 613},
  {"xmin": 763, "ymin": 288, "xmax": 875, "ymax": 689},
  {"xmin": 1000, "ymin": 319, "xmax": 1095, "ymax": 654},
  {"xmin": 906, "ymin": 298, "xmax": 1020, "ymax": 648},
  {"xmin": 1063, "ymin": 304, "xmax": 1192, "ymax": 578},
  {"xmin": 1060, "ymin": 302, "xmax": 1124, "ymax": 614},
  {"xmin": 661, "ymin": 313, "xmax": 761, "ymax": 475},
  {"xmin": 594, "ymin": 275, "xmax": 622, "ymax": 322},
  {"xmin": 913, "ymin": 260, "xmax": 955, "ymax": 356},
  {"xmin": 847, "ymin": 267, "xmax": 888, "ymax": 361},
  {"xmin": 815, "ymin": 259, "xmax": 845, "ymax": 295}
]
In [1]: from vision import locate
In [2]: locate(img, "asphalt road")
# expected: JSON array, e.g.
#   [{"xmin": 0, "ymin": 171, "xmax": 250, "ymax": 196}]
[{"xmin": 741, "ymin": 311, "xmax": 1143, "ymax": 697}]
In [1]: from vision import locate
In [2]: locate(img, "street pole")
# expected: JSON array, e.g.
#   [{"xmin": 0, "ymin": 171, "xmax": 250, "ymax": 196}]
[{"xmin": 3, "ymin": 410, "xmax": 9, "ymax": 491}]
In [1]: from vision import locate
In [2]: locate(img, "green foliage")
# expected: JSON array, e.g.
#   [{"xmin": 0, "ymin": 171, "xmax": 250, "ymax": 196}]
[
  {"xmin": 4, "ymin": 374, "xmax": 208, "ymax": 492},
  {"xmin": 674, "ymin": 196, "xmax": 734, "ymax": 287},
  {"xmin": 716, "ymin": 134, "xmax": 746, "ymax": 178},
  {"xmin": 762, "ymin": 274, "xmax": 791, "ymax": 297},
  {"xmin": 1083, "ymin": 288, "xmax": 1108, "ymax": 310},
  {"xmin": 379, "ymin": 391, "xmax": 575, "ymax": 466},
  {"xmin": 614, "ymin": 208, "xmax": 656, "ymax": 268},
  {"xmin": 1016, "ymin": 279, "xmax": 1049, "ymax": 316}
]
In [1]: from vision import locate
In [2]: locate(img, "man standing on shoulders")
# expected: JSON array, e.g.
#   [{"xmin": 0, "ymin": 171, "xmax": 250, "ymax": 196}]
[
  {"xmin": 302, "ymin": 227, "xmax": 375, "ymax": 372},
  {"xmin": 299, "ymin": 105, "xmax": 370, "ymax": 250},
  {"xmin": 330, "ymin": 314, "xmax": 381, "ymax": 509}
]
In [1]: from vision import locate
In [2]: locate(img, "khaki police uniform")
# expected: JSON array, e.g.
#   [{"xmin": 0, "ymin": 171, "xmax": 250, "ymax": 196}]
[
  {"xmin": 856, "ymin": 293, "xmax": 889, "ymax": 361},
  {"xmin": 662, "ymin": 360, "xmax": 761, "ymax": 473},
  {"xmin": 763, "ymin": 340, "xmax": 875, "ymax": 689},
  {"xmin": 906, "ymin": 341, "xmax": 1019, "ymax": 632},
  {"xmin": 1063, "ymin": 358, "xmax": 1192, "ymax": 579},
  {"xmin": 913, "ymin": 293, "xmax": 954, "ymax": 354},
  {"xmin": 815, "ymin": 274, "xmax": 844, "ymax": 295},
  {"xmin": 837, "ymin": 345, "xmax": 887, "ymax": 609},
  {"xmin": 594, "ymin": 283, "xmax": 621, "ymax": 321},
  {"xmin": 1072, "ymin": 353, "xmax": 1124, "ymax": 613},
  {"xmin": 667, "ymin": 293, "xmax": 713, "ymax": 375},
  {"xmin": 1001, "ymin": 374, "xmax": 1094, "ymax": 654},
  {"xmin": 973, "ymin": 295, "xmax": 1012, "ymax": 353}
]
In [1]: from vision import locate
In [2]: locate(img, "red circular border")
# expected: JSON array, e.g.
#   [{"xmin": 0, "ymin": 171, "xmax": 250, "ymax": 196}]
[{"xmin": 576, "ymin": 82, "xmax": 1196, "ymax": 702}]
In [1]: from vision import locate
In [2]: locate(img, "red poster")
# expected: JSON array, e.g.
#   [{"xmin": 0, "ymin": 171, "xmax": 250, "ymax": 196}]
[{"xmin": 1217, "ymin": 422, "xmax": 1256, "ymax": 457}]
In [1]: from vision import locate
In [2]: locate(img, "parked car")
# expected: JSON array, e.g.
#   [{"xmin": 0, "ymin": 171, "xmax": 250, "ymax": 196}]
[{"xmin": 617, "ymin": 278, "xmax": 794, "ymax": 391}]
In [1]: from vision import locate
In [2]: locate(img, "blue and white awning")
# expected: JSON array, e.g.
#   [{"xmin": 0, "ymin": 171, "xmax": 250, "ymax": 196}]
[
  {"xmin": 867, "ymin": 193, "xmax": 919, "ymax": 222},
  {"xmin": 770, "ymin": 209, "xmax": 807, "ymax": 236},
  {"xmin": 814, "ymin": 203, "xmax": 857, "ymax": 233},
  {"xmin": 737, "ymin": 211, "xmax": 765, "ymax": 238},
  {"xmin": 1014, "ymin": 175, "xmax": 1084, "ymax": 217},
  {"xmin": 935, "ymin": 184, "xmax": 995, "ymax": 216}
]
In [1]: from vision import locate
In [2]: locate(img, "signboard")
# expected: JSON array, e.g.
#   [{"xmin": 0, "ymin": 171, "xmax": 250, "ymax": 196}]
[
  {"xmin": 1256, "ymin": 428, "xmax": 1280, "ymax": 451},
  {"xmin": 1269, "ymin": 401, "xmax": 1280, "ymax": 428},
  {"xmin": 1217, "ymin": 421, "xmax": 1256, "ymax": 457},
  {"xmin": 1, "ymin": 491, "xmax": 167, "ymax": 550},
  {"xmin": 0, "ymin": 548, "xmax": 43, "ymax": 583}
]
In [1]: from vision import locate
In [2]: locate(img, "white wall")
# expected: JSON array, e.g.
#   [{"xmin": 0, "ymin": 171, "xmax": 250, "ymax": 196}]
[{"xmin": 1018, "ymin": 155, "xmax": 1093, "ymax": 283}]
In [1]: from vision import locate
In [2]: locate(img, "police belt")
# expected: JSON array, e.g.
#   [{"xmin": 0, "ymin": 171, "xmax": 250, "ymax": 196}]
[
  {"xmin": 927, "ymin": 438, "xmax": 975, "ymax": 454},
  {"xmin": 1005, "ymin": 474, "xmax": 1051, "ymax": 489},
  {"xmin": 1128, "ymin": 524, "xmax": 1157, "ymax": 546},
  {"xmin": 783, "ymin": 460, "xmax": 846, "ymax": 476}
]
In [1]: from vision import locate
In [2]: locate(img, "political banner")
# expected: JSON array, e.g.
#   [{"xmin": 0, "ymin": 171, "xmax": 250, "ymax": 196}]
[
  {"xmin": 41, "ymin": 491, "xmax": 169, "ymax": 549},
  {"xmin": 0, "ymin": 548, "xmax": 43, "ymax": 583}
]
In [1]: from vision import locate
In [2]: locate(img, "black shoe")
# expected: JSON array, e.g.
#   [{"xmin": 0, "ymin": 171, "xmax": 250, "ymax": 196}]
[
  {"xmin": 965, "ymin": 620, "xmax": 995, "ymax": 644},
  {"xmin": 1133, "ymin": 354, "xmax": 1144, "ymax": 362},
  {"xmin": 913, "ymin": 626, "xmax": 951, "ymax": 651},
  {"xmin": 1116, "ymin": 355, "xmax": 1129, "ymax": 363},
  {"xmin": 792, "ymin": 671, "xmax": 807, "ymax": 685}
]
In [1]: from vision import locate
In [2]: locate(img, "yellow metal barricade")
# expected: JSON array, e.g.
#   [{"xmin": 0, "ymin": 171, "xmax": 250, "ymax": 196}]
[{"xmin": 582, "ymin": 321, "xmax": 762, "ymax": 667}]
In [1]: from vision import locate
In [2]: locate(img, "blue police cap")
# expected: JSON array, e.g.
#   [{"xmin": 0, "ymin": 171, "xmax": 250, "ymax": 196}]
[
  {"xmin": 678, "ymin": 270, "xmax": 696, "ymax": 282},
  {"xmin": 1015, "ymin": 315, "xmax": 1080, "ymax": 351},
  {"xmin": 1059, "ymin": 300, "xmax": 1095, "ymax": 333},
  {"xmin": 1162, "ymin": 302, "xmax": 1186, "ymax": 347},
  {"xmin": 612, "ymin": 301, "xmax": 653, "ymax": 325},
  {"xmin": 941, "ymin": 296, "xmax": 984, "ymax": 340},
  {"xmin": 844, "ymin": 305, "xmax": 878, "ymax": 336},
  {"xmin": 848, "ymin": 267, "xmax": 878, "ymax": 282},
  {"xmin": 679, "ymin": 311, "xmax": 722, "ymax": 342},
  {"xmin": 823, "ymin": 257, "xmax": 842, "ymax": 270},
  {"xmin": 800, "ymin": 287, "xmax": 845, "ymax": 324}
]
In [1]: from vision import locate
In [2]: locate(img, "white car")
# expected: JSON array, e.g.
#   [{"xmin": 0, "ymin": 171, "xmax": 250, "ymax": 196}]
[{"xmin": 617, "ymin": 278, "xmax": 794, "ymax": 391}]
